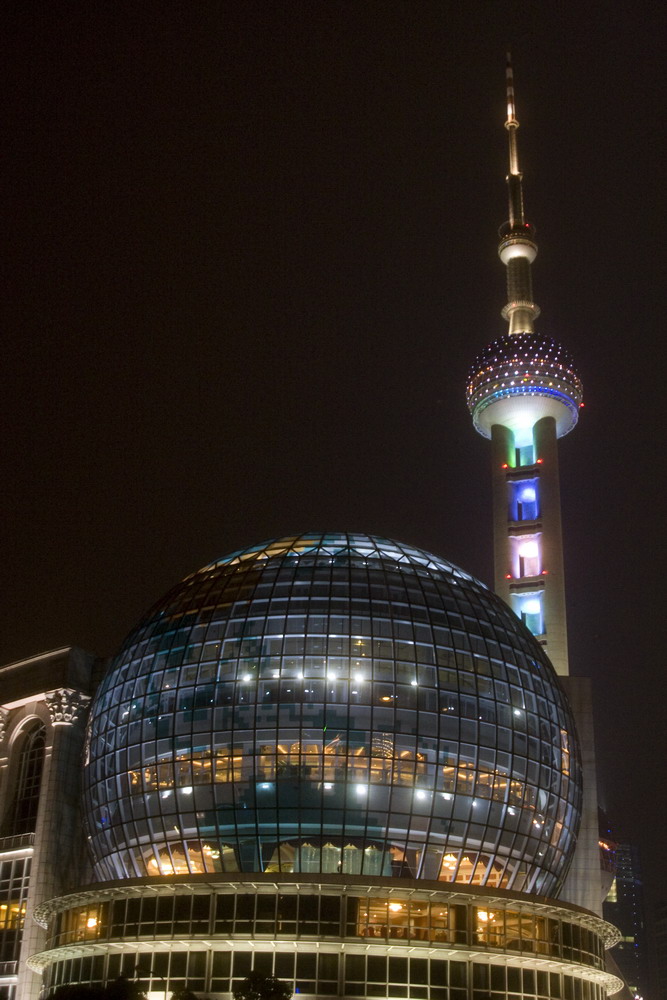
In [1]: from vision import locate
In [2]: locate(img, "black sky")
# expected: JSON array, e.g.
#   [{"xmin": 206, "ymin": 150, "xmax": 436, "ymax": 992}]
[{"xmin": 3, "ymin": 1, "xmax": 667, "ymax": 911}]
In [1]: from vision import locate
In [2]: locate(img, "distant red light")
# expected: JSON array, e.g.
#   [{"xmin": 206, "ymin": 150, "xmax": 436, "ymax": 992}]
[
  {"xmin": 505, "ymin": 574, "xmax": 512, "ymax": 579},
  {"xmin": 501, "ymin": 463, "xmax": 509, "ymax": 469},
  {"xmin": 536, "ymin": 458, "xmax": 544, "ymax": 464}
]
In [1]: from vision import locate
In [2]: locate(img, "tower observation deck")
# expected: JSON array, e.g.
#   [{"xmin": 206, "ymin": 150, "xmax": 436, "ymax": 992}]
[{"xmin": 466, "ymin": 56, "xmax": 583, "ymax": 677}]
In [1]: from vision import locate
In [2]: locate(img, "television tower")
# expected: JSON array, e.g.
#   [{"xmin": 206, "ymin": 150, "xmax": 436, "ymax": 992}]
[
  {"xmin": 466, "ymin": 58, "xmax": 605, "ymax": 915},
  {"xmin": 466, "ymin": 55, "xmax": 583, "ymax": 677}
]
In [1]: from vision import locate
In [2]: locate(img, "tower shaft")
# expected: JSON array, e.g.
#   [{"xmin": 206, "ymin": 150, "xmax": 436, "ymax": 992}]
[{"xmin": 491, "ymin": 417, "xmax": 569, "ymax": 675}]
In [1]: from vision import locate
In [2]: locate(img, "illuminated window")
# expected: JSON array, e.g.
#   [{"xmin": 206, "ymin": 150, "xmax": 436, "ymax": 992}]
[
  {"xmin": 560, "ymin": 730, "xmax": 571, "ymax": 776},
  {"xmin": 0, "ymin": 857, "xmax": 30, "ymax": 962}
]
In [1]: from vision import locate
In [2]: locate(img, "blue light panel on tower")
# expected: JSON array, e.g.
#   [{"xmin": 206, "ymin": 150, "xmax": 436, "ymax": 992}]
[{"xmin": 508, "ymin": 479, "xmax": 540, "ymax": 521}]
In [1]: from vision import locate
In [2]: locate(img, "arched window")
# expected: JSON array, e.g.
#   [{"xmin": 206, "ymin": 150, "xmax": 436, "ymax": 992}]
[{"xmin": 6, "ymin": 723, "xmax": 46, "ymax": 835}]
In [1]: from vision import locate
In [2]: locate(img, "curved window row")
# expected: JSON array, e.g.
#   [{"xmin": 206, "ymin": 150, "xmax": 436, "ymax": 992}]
[
  {"xmin": 48, "ymin": 891, "xmax": 606, "ymax": 969},
  {"xmin": 44, "ymin": 947, "xmax": 608, "ymax": 1000},
  {"xmin": 99, "ymin": 840, "xmax": 510, "ymax": 884},
  {"xmin": 120, "ymin": 743, "xmax": 551, "ymax": 809}
]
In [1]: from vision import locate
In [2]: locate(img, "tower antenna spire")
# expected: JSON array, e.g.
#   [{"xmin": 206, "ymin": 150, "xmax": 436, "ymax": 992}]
[
  {"xmin": 498, "ymin": 53, "xmax": 538, "ymax": 334},
  {"xmin": 505, "ymin": 51, "xmax": 520, "ymax": 180}
]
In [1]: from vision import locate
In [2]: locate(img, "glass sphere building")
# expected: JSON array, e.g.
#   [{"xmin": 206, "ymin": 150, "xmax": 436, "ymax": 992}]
[{"xmin": 84, "ymin": 533, "xmax": 582, "ymax": 897}]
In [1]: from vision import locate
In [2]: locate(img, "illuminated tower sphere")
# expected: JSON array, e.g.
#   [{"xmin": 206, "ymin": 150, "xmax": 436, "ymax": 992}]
[
  {"xmin": 466, "ymin": 58, "xmax": 583, "ymax": 676},
  {"xmin": 83, "ymin": 533, "xmax": 581, "ymax": 898}
]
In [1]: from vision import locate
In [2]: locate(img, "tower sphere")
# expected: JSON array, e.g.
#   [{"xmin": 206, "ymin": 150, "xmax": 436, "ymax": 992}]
[
  {"xmin": 467, "ymin": 332, "xmax": 583, "ymax": 444},
  {"xmin": 83, "ymin": 533, "xmax": 582, "ymax": 896}
]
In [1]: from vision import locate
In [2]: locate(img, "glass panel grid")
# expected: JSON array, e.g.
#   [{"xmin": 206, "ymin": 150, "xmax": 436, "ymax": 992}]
[{"xmin": 84, "ymin": 533, "xmax": 582, "ymax": 895}]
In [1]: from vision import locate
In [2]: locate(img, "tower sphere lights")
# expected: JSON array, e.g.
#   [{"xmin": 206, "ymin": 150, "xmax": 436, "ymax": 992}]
[{"xmin": 467, "ymin": 332, "xmax": 583, "ymax": 445}]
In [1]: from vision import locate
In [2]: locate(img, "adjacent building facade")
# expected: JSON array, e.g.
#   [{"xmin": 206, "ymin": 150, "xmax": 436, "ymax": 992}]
[
  {"xmin": 653, "ymin": 903, "xmax": 667, "ymax": 1000},
  {"xmin": 603, "ymin": 844, "xmax": 648, "ymax": 998},
  {"xmin": 0, "ymin": 648, "xmax": 100, "ymax": 999}
]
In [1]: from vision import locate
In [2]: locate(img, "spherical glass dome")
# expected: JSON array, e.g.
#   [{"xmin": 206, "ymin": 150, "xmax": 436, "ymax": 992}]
[
  {"xmin": 84, "ymin": 533, "xmax": 581, "ymax": 895},
  {"xmin": 467, "ymin": 333, "xmax": 583, "ymax": 440}
]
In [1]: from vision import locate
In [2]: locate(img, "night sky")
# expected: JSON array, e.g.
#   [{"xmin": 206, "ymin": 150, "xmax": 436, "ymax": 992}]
[{"xmin": 3, "ymin": 2, "xmax": 667, "ymax": 916}]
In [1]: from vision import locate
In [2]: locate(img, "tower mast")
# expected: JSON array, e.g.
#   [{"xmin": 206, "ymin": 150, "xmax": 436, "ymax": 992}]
[
  {"xmin": 504, "ymin": 53, "xmax": 523, "ymax": 215},
  {"xmin": 499, "ymin": 52, "xmax": 540, "ymax": 337},
  {"xmin": 466, "ymin": 57, "xmax": 583, "ymax": 677}
]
